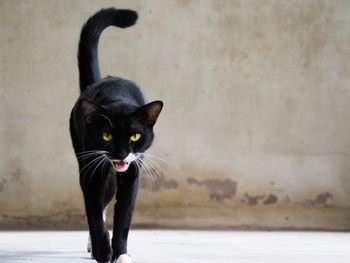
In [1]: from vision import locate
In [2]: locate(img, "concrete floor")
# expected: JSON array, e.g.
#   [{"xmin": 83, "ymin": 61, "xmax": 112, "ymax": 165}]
[{"xmin": 0, "ymin": 230, "xmax": 349, "ymax": 263}]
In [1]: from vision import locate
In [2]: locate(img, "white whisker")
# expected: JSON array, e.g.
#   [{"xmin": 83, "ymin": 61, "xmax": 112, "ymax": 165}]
[
  {"xmin": 80, "ymin": 154, "xmax": 105, "ymax": 175},
  {"xmin": 75, "ymin": 150, "xmax": 107, "ymax": 156},
  {"xmin": 142, "ymin": 156, "xmax": 165, "ymax": 174},
  {"xmin": 137, "ymin": 157, "xmax": 155, "ymax": 188},
  {"xmin": 144, "ymin": 153, "xmax": 179, "ymax": 169},
  {"xmin": 141, "ymin": 158, "xmax": 163, "ymax": 179},
  {"xmin": 101, "ymin": 156, "xmax": 110, "ymax": 174},
  {"xmin": 77, "ymin": 151, "xmax": 107, "ymax": 160},
  {"xmin": 87, "ymin": 155, "xmax": 108, "ymax": 188}
]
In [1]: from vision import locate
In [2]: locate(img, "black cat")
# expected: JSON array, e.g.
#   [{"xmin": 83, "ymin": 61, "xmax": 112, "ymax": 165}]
[{"xmin": 69, "ymin": 8, "xmax": 163, "ymax": 263}]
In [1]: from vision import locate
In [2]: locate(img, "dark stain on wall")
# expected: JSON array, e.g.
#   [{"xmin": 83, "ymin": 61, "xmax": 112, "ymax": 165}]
[
  {"xmin": 242, "ymin": 193, "xmax": 266, "ymax": 205},
  {"xmin": 0, "ymin": 209, "xmax": 86, "ymax": 229},
  {"xmin": 140, "ymin": 176, "xmax": 178, "ymax": 192},
  {"xmin": 263, "ymin": 194, "xmax": 278, "ymax": 205},
  {"xmin": 315, "ymin": 192, "xmax": 333, "ymax": 207},
  {"xmin": 0, "ymin": 178, "xmax": 7, "ymax": 193},
  {"xmin": 297, "ymin": 192, "xmax": 333, "ymax": 207},
  {"xmin": 187, "ymin": 177, "xmax": 237, "ymax": 203},
  {"xmin": 0, "ymin": 168, "xmax": 23, "ymax": 193},
  {"xmin": 10, "ymin": 168, "xmax": 22, "ymax": 181}
]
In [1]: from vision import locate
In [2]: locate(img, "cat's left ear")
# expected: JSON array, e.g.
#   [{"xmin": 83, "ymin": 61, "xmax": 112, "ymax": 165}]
[
  {"xmin": 133, "ymin": 101, "xmax": 163, "ymax": 126},
  {"xmin": 80, "ymin": 99, "xmax": 102, "ymax": 123}
]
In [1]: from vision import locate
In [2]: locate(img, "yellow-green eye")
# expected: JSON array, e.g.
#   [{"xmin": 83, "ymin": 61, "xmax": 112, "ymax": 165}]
[
  {"xmin": 130, "ymin": 133, "xmax": 141, "ymax": 142},
  {"xmin": 102, "ymin": 132, "xmax": 113, "ymax": 141}
]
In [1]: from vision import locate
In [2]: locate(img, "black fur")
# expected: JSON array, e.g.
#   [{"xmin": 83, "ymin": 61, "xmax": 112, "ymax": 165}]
[
  {"xmin": 78, "ymin": 8, "xmax": 138, "ymax": 91},
  {"xmin": 69, "ymin": 8, "xmax": 163, "ymax": 262}
]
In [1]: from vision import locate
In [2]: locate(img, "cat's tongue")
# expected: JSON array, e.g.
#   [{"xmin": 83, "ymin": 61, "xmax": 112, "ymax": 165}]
[{"xmin": 113, "ymin": 160, "xmax": 127, "ymax": 170}]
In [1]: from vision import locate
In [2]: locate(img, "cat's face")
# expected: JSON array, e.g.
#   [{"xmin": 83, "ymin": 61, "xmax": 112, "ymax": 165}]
[{"xmin": 80, "ymin": 99, "xmax": 162, "ymax": 172}]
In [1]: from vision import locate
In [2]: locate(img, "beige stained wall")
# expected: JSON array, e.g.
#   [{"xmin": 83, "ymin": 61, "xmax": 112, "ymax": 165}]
[{"xmin": 1, "ymin": 0, "xmax": 350, "ymax": 230}]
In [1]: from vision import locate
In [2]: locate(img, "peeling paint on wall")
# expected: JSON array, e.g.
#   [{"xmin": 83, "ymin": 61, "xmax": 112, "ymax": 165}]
[
  {"xmin": 297, "ymin": 192, "xmax": 333, "ymax": 208},
  {"xmin": 187, "ymin": 177, "xmax": 237, "ymax": 203},
  {"xmin": 263, "ymin": 194, "xmax": 278, "ymax": 205},
  {"xmin": 140, "ymin": 176, "xmax": 178, "ymax": 192},
  {"xmin": 242, "ymin": 193, "xmax": 266, "ymax": 205}
]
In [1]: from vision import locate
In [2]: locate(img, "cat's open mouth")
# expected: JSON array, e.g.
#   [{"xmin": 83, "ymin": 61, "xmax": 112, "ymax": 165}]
[
  {"xmin": 110, "ymin": 153, "xmax": 136, "ymax": 172},
  {"xmin": 112, "ymin": 160, "xmax": 129, "ymax": 172}
]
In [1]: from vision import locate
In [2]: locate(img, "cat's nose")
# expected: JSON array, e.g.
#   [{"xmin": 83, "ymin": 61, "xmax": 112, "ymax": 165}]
[{"xmin": 114, "ymin": 152, "xmax": 128, "ymax": 161}]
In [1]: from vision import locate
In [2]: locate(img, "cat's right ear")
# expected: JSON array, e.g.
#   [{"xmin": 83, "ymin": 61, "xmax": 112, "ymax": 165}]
[{"xmin": 80, "ymin": 99, "xmax": 102, "ymax": 123}]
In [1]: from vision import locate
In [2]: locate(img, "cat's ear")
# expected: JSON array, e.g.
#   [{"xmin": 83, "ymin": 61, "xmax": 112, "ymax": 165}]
[
  {"xmin": 80, "ymin": 99, "xmax": 102, "ymax": 123},
  {"xmin": 133, "ymin": 101, "xmax": 163, "ymax": 126}
]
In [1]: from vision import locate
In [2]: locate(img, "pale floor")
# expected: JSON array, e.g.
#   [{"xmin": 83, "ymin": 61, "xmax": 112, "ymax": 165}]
[{"xmin": 0, "ymin": 230, "xmax": 349, "ymax": 263}]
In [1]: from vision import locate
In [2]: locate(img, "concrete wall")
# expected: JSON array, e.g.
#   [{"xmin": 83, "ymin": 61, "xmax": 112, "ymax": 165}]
[{"xmin": 1, "ymin": 0, "xmax": 350, "ymax": 230}]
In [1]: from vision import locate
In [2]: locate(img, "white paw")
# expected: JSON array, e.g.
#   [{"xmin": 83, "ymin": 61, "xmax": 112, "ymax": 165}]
[{"xmin": 116, "ymin": 254, "xmax": 132, "ymax": 263}]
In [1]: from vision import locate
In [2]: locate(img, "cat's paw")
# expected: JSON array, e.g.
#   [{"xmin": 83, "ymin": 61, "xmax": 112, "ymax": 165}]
[
  {"xmin": 115, "ymin": 254, "xmax": 132, "ymax": 263},
  {"xmin": 92, "ymin": 249, "xmax": 112, "ymax": 263},
  {"xmin": 91, "ymin": 240, "xmax": 112, "ymax": 263}
]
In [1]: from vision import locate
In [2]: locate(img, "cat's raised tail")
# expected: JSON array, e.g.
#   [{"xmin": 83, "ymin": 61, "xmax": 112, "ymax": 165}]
[{"xmin": 78, "ymin": 8, "xmax": 138, "ymax": 92}]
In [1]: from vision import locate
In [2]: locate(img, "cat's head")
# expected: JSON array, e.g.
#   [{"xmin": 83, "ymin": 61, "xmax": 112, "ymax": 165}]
[{"xmin": 79, "ymin": 99, "xmax": 163, "ymax": 172}]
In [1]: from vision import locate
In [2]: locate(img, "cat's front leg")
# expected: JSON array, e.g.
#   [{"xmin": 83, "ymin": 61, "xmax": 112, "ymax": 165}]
[
  {"xmin": 111, "ymin": 166, "xmax": 140, "ymax": 262},
  {"xmin": 87, "ymin": 206, "xmax": 108, "ymax": 253},
  {"xmin": 84, "ymin": 193, "xmax": 112, "ymax": 262}
]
